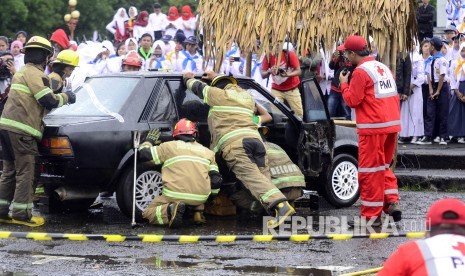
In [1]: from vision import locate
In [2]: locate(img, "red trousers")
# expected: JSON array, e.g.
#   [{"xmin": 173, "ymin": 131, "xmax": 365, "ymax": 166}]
[{"xmin": 358, "ymin": 133, "xmax": 399, "ymax": 218}]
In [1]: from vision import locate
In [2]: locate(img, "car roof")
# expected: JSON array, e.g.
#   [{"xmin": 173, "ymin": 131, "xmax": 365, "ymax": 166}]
[{"xmin": 93, "ymin": 71, "xmax": 254, "ymax": 81}]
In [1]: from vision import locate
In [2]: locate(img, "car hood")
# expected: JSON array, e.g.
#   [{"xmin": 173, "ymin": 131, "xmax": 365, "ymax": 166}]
[{"xmin": 43, "ymin": 116, "xmax": 115, "ymax": 127}]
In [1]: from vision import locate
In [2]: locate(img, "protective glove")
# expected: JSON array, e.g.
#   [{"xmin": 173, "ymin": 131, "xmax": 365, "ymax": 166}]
[
  {"xmin": 144, "ymin": 128, "xmax": 161, "ymax": 146},
  {"xmin": 209, "ymin": 171, "xmax": 223, "ymax": 190},
  {"xmin": 65, "ymin": 91, "xmax": 76, "ymax": 104}
]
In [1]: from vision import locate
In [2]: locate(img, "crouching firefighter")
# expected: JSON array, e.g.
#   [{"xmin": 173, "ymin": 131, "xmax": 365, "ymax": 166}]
[
  {"xmin": 183, "ymin": 70, "xmax": 295, "ymax": 228},
  {"xmin": 0, "ymin": 36, "xmax": 76, "ymax": 227},
  {"xmin": 49, "ymin": 50, "xmax": 80, "ymax": 93},
  {"xmin": 139, "ymin": 119, "xmax": 222, "ymax": 228}
]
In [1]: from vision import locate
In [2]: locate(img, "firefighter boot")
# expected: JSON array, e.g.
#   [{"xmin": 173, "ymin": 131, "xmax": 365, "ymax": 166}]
[
  {"xmin": 0, "ymin": 211, "xmax": 12, "ymax": 224},
  {"xmin": 267, "ymin": 201, "xmax": 295, "ymax": 229},
  {"xmin": 193, "ymin": 211, "xmax": 206, "ymax": 225},
  {"xmin": 10, "ymin": 216, "xmax": 45, "ymax": 227},
  {"xmin": 388, "ymin": 202, "xmax": 402, "ymax": 222},
  {"xmin": 168, "ymin": 202, "xmax": 186, "ymax": 228}
]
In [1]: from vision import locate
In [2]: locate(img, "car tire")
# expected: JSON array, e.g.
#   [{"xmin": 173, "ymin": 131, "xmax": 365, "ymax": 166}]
[
  {"xmin": 323, "ymin": 153, "xmax": 359, "ymax": 207},
  {"xmin": 116, "ymin": 162, "xmax": 163, "ymax": 221}
]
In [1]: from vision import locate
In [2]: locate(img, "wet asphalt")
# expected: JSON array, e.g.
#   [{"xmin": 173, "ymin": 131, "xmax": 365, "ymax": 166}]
[{"xmin": 0, "ymin": 191, "xmax": 464, "ymax": 276}]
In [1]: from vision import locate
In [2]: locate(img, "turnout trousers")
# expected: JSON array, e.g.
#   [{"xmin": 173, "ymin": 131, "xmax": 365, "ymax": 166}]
[
  {"xmin": 143, "ymin": 195, "xmax": 204, "ymax": 225},
  {"xmin": 0, "ymin": 130, "xmax": 38, "ymax": 221},
  {"xmin": 358, "ymin": 133, "xmax": 399, "ymax": 219}
]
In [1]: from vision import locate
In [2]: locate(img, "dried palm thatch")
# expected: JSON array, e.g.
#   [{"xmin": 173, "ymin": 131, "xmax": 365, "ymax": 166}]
[{"xmin": 198, "ymin": 0, "xmax": 417, "ymax": 72}]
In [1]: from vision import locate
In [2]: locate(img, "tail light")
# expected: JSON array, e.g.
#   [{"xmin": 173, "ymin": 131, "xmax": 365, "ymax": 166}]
[{"xmin": 40, "ymin": 137, "xmax": 74, "ymax": 156}]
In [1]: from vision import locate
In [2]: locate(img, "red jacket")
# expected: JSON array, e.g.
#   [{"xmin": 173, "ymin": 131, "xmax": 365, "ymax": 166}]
[{"xmin": 340, "ymin": 56, "xmax": 400, "ymax": 135}]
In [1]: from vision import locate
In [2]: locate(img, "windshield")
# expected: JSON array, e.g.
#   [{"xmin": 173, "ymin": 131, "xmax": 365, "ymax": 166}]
[{"xmin": 49, "ymin": 77, "xmax": 140, "ymax": 117}]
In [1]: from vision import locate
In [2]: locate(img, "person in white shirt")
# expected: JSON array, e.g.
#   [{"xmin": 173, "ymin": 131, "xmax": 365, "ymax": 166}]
[
  {"xmin": 133, "ymin": 11, "xmax": 152, "ymax": 42},
  {"xmin": 125, "ymin": 6, "xmax": 138, "ymax": 39},
  {"xmin": 148, "ymin": 3, "xmax": 166, "ymax": 41},
  {"xmin": 448, "ymin": 42, "xmax": 465, "ymax": 143},
  {"xmin": 163, "ymin": 6, "xmax": 181, "ymax": 38},
  {"xmin": 106, "ymin": 7, "xmax": 129, "ymax": 44},
  {"xmin": 148, "ymin": 41, "xmax": 173, "ymax": 71},
  {"xmin": 125, "ymin": 38, "xmax": 138, "ymax": 53},
  {"xmin": 179, "ymin": 6, "xmax": 196, "ymax": 38},
  {"xmin": 175, "ymin": 36, "xmax": 203, "ymax": 73}
]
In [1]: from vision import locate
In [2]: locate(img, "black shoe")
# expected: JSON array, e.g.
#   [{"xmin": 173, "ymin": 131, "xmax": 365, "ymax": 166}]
[
  {"xmin": 267, "ymin": 201, "xmax": 295, "ymax": 229},
  {"xmin": 416, "ymin": 136, "xmax": 432, "ymax": 145},
  {"xmin": 347, "ymin": 216, "xmax": 382, "ymax": 228},
  {"xmin": 388, "ymin": 202, "xmax": 402, "ymax": 222},
  {"xmin": 398, "ymin": 137, "xmax": 411, "ymax": 144},
  {"xmin": 168, "ymin": 202, "xmax": 185, "ymax": 228}
]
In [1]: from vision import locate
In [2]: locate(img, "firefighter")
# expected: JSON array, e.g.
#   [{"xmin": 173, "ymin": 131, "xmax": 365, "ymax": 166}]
[
  {"xmin": 0, "ymin": 36, "xmax": 76, "ymax": 227},
  {"xmin": 183, "ymin": 70, "xmax": 295, "ymax": 229},
  {"xmin": 49, "ymin": 50, "xmax": 80, "ymax": 93},
  {"xmin": 139, "ymin": 119, "xmax": 222, "ymax": 228},
  {"xmin": 338, "ymin": 36, "xmax": 401, "ymax": 227},
  {"xmin": 121, "ymin": 51, "xmax": 143, "ymax": 72}
]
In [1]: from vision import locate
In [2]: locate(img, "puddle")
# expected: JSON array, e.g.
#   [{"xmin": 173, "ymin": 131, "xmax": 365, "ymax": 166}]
[
  {"xmin": 0, "ymin": 272, "xmax": 33, "ymax": 276},
  {"xmin": 140, "ymin": 257, "xmax": 198, "ymax": 268},
  {"xmin": 224, "ymin": 265, "xmax": 332, "ymax": 275}
]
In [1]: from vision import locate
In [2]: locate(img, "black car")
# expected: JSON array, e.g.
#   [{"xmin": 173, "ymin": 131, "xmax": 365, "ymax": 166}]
[{"xmin": 38, "ymin": 72, "xmax": 359, "ymax": 218}]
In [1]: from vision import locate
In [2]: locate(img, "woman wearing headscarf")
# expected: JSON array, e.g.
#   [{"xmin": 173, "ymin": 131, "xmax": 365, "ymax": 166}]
[
  {"xmin": 163, "ymin": 6, "xmax": 181, "ymax": 38},
  {"xmin": 93, "ymin": 41, "xmax": 116, "ymax": 74},
  {"xmin": 148, "ymin": 40, "xmax": 173, "ymax": 70},
  {"xmin": 106, "ymin": 8, "xmax": 129, "ymax": 44},
  {"xmin": 10, "ymin": 41, "xmax": 24, "ymax": 71},
  {"xmin": 125, "ymin": 6, "xmax": 138, "ymax": 39},
  {"xmin": 179, "ymin": 6, "xmax": 196, "ymax": 38},
  {"xmin": 124, "ymin": 38, "xmax": 138, "ymax": 53},
  {"xmin": 133, "ymin": 11, "xmax": 152, "ymax": 42},
  {"xmin": 449, "ymin": 42, "xmax": 465, "ymax": 143},
  {"xmin": 15, "ymin": 31, "xmax": 28, "ymax": 46}
]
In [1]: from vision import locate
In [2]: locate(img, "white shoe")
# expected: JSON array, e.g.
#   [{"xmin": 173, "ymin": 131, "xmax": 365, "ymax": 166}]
[
  {"xmin": 439, "ymin": 138, "xmax": 447, "ymax": 145},
  {"xmin": 433, "ymin": 137, "xmax": 440, "ymax": 143},
  {"xmin": 458, "ymin": 137, "xmax": 465, "ymax": 144},
  {"xmin": 410, "ymin": 137, "xmax": 418, "ymax": 144}
]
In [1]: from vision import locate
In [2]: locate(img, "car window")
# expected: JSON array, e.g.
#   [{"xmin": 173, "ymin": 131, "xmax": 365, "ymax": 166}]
[
  {"xmin": 149, "ymin": 82, "xmax": 177, "ymax": 122},
  {"xmin": 169, "ymin": 80, "xmax": 209, "ymax": 123},
  {"xmin": 49, "ymin": 77, "xmax": 140, "ymax": 117},
  {"xmin": 302, "ymin": 80, "xmax": 327, "ymax": 122}
]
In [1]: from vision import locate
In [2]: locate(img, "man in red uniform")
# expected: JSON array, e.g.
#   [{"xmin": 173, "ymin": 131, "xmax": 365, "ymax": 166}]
[
  {"xmin": 378, "ymin": 198, "xmax": 465, "ymax": 275},
  {"xmin": 338, "ymin": 36, "xmax": 401, "ymax": 227}
]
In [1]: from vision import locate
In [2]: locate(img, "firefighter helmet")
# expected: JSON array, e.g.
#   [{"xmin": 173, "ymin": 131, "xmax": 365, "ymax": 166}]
[
  {"xmin": 22, "ymin": 36, "xmax": 53, "ymax": 54},
  {"xmin": 211, "ymin": 74, "xmax": 237, "ymax": 87},
  {"xmin": 173, "ymin": 118, "xmax": 198, "ymax": 138},
  {"xmin": 52, "ymin": 50, "xmax": 79, "ymax": 67},
  {"xmin": 122, "ymin": 51, "xmax": 142, "ymax": 67}
]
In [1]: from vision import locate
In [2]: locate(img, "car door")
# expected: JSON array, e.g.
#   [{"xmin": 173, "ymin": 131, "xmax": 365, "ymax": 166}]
[{"xmin": 297, "ymin": 78, "xmax": 335, "ymax": 176}]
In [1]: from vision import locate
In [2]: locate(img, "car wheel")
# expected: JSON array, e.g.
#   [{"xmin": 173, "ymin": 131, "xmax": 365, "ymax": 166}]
[
  {"xmin": 116, "ymin": 162, "xmax": 163, "ymax": 220},
  {"xmin": 323, "ymin": 153, "xmax": 359, "ymax": 207}
]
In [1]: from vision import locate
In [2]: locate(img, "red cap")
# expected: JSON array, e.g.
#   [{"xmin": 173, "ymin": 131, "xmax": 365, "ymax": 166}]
[
  {"xmin": 340, "ymin": 36, "xmax": 368, "ymax": 52},
  {"xmin": 337, "ymin": 45, "xmax": 345, "ymax": 51},
  {"xmin": 426, "ymin": 198, "xmax": 465, "ymax": 227}
]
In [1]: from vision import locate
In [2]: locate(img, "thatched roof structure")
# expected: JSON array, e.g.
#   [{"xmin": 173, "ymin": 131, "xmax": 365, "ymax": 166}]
[{"xmin": 198, "ymin": 0, "xmax": 417, "ymax": 72}]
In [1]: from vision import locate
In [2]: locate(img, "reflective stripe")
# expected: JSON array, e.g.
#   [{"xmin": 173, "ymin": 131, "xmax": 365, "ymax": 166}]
[
  {"xmin": 357, "ymin": 120, "xmax": 401, "ymax": 129},
  {"xmin": 267, "ymin": 149, "xmax": 286, "ymax": 155},
  {"xmin": 203, "ymin": 86, "xmax": 209, "ymax": 104},
  {"xmin": 209, "ymin": 165, "xmax": 219, "ymax": 172},
  {"xmin": 213, "ymin": 129, "xmax": 260, "ymax": 153},
  {"xmin": 0, "ymin": 117, "xmax": 42, "ymax": 139},
  {"xmin": 162, "ymin": 188, "xmax": 210, "ymax": 202},
  {"xmin": 272, "ymin": 176, "xmax": 305, "ymax": 185},
  {"xmin": 12, "ymin": 202, "xmax": 33, "ymax": 210},
  {"xmin": 385, "ymin": 164, "xmax": 391, "ymax": 169},
  {"xmin": 360, "ymin": 200, "xmax": 384, "ymax": 207},
  {"xmin": 35, "ymin": 187, "xmax": 45, "ymax": 194},
  {"xmin": 34, "ymin": 87, "xmax": 53, "ymax": 101},
  {"xmin": 416, "ymin": 240, "xmax": 439, "ymax": 275},
  {"xmin": 211, "ymin": 189, "xmax": 220, "ymax": 195},
  {"xmin": 155, "ymin": 205, "xmax": 164, "ymax": 225},
  {"xmin": 384, "ymin": 189, "xmax": 398, "ymax": 195},
  {"xmin": 57, "ymin": 94, "xmax": 64, "ymax": 108},
  {"xmin": 261, "ymin": 188, "xmax": 281, "ymax": 202},
  {"xmin": 358, "ymin": 165, "xmax": 386, "ymax": 173},
  {"xmin": 163, "ymin": 155, "xmax": 210, "ymax": 168},
  {"xmin": 209, "ymin": 106, "xmax": 254, "ymax": 117},
  {"xmin": 0, "ymin": 199, "xmax": 10, "ymax": 206},
  {"xmin": 11, "ymin": 84, "xmax": 31, "ymax": 94},
  {"xmin": 151, "ymin": 147, "xmax": 162, "ymax": 165}
]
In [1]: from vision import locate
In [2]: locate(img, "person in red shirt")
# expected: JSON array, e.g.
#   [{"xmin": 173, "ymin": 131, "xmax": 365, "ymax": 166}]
[
  {"xmin": 378, "ymin": 198, "xmax": 465, "ymax": 276},
  {"xmin": 261, "ymin": 42, "xmax": 303, "ymax": 118},
  {"xmin": 338, "ymin": 36, "xmax": 401, "ymax": 227}
]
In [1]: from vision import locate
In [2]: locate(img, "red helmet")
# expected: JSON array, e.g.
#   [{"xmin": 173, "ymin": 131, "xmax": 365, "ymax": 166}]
[
  {"xmin": 122, "ymin": 51, "xmax": 142, "ymax": 67},
  {"xmin": 173, "ymin": 119, "xmax": 198, "ymax": 138}
]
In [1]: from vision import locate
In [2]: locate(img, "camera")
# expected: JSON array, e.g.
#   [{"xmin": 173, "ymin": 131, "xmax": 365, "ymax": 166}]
[
  {"xmin": 232, "ymin": 57, "xmax": 240, "ymax": 62},
  {"xmin": 278, "ymin": 68, "xmax": 286, "ymax": 74},
  {"xmin": 0, "ymin": 58, "xmax": 13, "ymax": 81}
]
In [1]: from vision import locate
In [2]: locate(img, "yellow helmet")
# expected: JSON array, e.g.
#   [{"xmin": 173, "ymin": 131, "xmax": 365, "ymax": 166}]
[
  {"xmin": 211, "ymin": 74, "xmax": 238, "ymax": 87},
  {"xmin": 23, "ymin": 36, "xmax": 53, "ymax": 54},
  {"xmin": 52, "ymin": 50, "xmax": 80, "ymax": 67}
]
